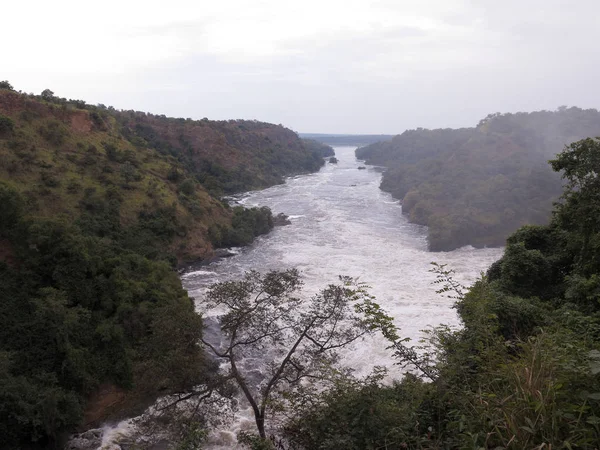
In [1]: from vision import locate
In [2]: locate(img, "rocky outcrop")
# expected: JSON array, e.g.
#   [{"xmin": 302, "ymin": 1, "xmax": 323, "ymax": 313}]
[
  {"xmin": 66, "ymin": 429, "xmax": 103, "ymax": 450},
  {"xmin": 273, "ymin": 213, "xmax": 292, "ymax": 226}
]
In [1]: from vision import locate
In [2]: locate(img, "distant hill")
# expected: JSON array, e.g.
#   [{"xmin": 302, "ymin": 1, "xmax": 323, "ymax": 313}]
[
  {"xmin": 357, "ymin": 108, "xmax": 600, "ymax": 251},
  {"xmin": 300, "ymin": 133, "xmax": 394, "ymax": 147}
]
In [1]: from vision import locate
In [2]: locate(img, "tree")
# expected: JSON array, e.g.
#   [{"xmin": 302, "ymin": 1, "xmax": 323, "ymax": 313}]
[
  {"xmin": 551, "ymin": 137, "xmax": 600, "ymax": 196},
  {"xmin": 0, "ymin": 183, "xmax": 22, "ymax": 235},
  {"xmin": 120, "ymin": 161, "xmax": 138, "ymax": 187},
  {"xmin": 41, "ymin": 89, "xmax": 54, "ymax": 101},
  {"xmin": 178, "ymin": 178, "xmax": 196, "ymax": 196},
  {"xmin": 547, "ymin": 137, "xmax": 600, "ymax": 307},
  {"xmin": 0, "ymin": 115, "xmax": 14, "ymax": 135},
  {"xmin": 0, "ymin": 80, "xmax": 13, "ymax": 91},
  {"xmin": 202, "ymin": 269, "xmax": 393, "ymax": 442}
]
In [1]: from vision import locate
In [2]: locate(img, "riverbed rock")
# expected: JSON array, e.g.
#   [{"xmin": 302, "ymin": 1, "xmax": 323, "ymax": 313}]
[
  {"xmin": 66, "ymin": 429, "xmax": 103, "ymax": 450},
  {"xmin": 273, "ymin": 213, "xmax": 292, "ymax": 226},
  {"xmin": 358, "ymin": 166, "xmax": 366, "ymax": 170},
  {"xmin": 329, "ymin": 156, "xmax": 338, "ymax": 164},
  {"xmin": 214, "ymin": 248, "xmax": 237, "ymax": 258}
]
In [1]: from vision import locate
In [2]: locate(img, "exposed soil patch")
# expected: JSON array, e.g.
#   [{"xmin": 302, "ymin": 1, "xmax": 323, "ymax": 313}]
[{"xmin": 70, "ymin": 111, "xmax": 92, "ymax": 133}]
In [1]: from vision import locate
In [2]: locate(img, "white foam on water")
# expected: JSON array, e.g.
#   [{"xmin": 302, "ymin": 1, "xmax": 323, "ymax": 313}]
[
  {"xmin": 180, "ymin": 269, "xmax": 217, "ymax": 279},
  {"xmin": 97, "ymin": 146, "xmax": 503, "ymax": 449},
  {"xmin": 99, "ymin": 420, "xmax": 134, "ymax": 449},
  {"xmin": 182, "ymin": 146, "xmax": 503, "ymax": 448}
]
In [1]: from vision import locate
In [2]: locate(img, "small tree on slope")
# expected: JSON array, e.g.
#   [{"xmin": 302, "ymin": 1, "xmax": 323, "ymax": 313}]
[{"xmin": 202, "ymin": 269, "xmax": 395, "ymax": 443}]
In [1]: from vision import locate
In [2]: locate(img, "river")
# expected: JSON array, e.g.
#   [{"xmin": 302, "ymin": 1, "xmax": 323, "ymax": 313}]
[
  {"xmin": 180, "ymin": 146, "xmax": 503, "ymax": 447},
  {"xmin": 98, "ymin": 146, "xmax": 502, "ymax": 449}
]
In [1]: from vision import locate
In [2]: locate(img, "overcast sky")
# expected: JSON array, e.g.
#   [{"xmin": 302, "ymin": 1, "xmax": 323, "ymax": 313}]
[{"xmin": 3, "ymin": 0, "xmax": 600, "ymax": 133}]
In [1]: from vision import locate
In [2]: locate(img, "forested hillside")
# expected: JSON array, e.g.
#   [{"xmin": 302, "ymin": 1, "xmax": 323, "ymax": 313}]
[
  {"xmin": 113, "ymin": 112, "xmax": 326, "ymax": 196},
  {"xmin": 283, "ymin": 138, "xmax": 600, "ymax": 449},
  {"xmin": 300, "ymin": 138, "xmax": 336, "ymax": 157},
  {"xmin": 0, "ymin": 82, "xmax": 330, "ymax": 449},
  {"xmin": 357, "ymin": 108, "xmax": 600, "ymax": 251},
  {"xmin": 0, "ymin": 85, "xmax": 329, "ymax": 264}
]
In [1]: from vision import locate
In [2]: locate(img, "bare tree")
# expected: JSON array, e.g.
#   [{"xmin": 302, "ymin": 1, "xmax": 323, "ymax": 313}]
[{"xmin": 202, "ymin": 269, "xmax": 393, "ymax": 441}]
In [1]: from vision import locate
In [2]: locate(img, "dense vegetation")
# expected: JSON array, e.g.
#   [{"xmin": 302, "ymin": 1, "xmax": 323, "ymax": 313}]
[
  {"xmin": 7, "ymin": 80, "xmax": 600, "ymax": 449},
  {"xmin": 357, "ymin": 108, "xmax": 600, "ymax": 251},
  {"xmin": 0, "ymin": 184, "xmax": 217, "ymax": 448},
  {"xmin": 0, "ymin": 82, "xmax": 328, "ymax": 449},
  {"xmin": 282, "ymin": 138, "xmax": 600, "ymax": 449},
  {"xmin": 112, "ymin": 114, "xmax": 328, "ymax": 198},
  {"xmin": 300, "ymin": 138, "xmax": 335, "ymax": 158},
  {"xmin": 0, "ymin": 84, "xmax": 326, "ymax": 264}
]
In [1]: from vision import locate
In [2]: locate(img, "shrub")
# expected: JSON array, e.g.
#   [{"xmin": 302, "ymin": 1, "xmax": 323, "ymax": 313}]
[
  {"xmin": 178, "ymin": 178, "xmax": 195, "ymax": 196},
  {"xmin": 39, "ymin": 121, "xmax": 67, "ymax": 146},
  {"xmin": 0, "ymin": 115, "xmax": 15, "ymax": 135},
  {"xmin": 103, "ymin": 142, "xmax": 121, "ymax": 162},
  {"xmin": 66, "ymin": 180, "xmax": 81, "ymax": 194},
  {"xmin": 167, "ymin": 165, "xmax": 183, "ymax": 182},
  {"xmin": 40, "ymin": 171, "xmax": 60, "ymax": 188}
]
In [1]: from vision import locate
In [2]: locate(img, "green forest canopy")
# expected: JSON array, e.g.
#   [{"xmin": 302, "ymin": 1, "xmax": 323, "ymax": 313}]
[{"xmin": 357, "ymin": 107, "xmax": 600, "ymax": 251}]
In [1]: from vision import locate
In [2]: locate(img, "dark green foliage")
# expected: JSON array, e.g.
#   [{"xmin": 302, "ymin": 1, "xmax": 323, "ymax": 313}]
[
  {"xmin": 301, "ymin": 138, "xmax": 335, "ymax": 158},
  {"xmin": 39, "ymin": 120, "xmax": 68, "ymax": 146},
  {"xmin": 178, "ymin": 178, "xmax": 196, "ymax": 196},
  {"xmin": 89, "ymin": 111, "xmax": 107, "ymax": 131},
  {"xmin": 0, "ymin": 114, "xmax": 14, "ymax": 135},
  {"xmin": 75, "ymin": 187, "xmax": 179, "ymax": 264},
  {"xmin": 0, "ymin": 183, "xmax": 210, "ymax": 448},
  {"xmin": 40, "ymin": 89, "xmax": 55, "ymax": 101},
  {"xmin": 550, "ymin": 138, "xmax": 600, "ymax": 277},
  {"xmin": 0, "ymin": 80, "xmax": 14, "ymax": 90},
  {"xmin": 40, "ymin": 170, "xmax": 60, "ymax": 188},
  {"xmin": 19, "ymin": 109, "xmax": 40, "ymax": 123},
  {"xmin": 120, "ymin": 161, "xmax": 141, "ymax": 187},
  {"xmin": 284, "ymin": 374, "xmax": 435, "ymax": 450},
  {"xmin": 69, "ymin": 99, "xmax": 87, "ymax": 109},
  {"xmin": 116, "ymin": 114, "xmax": 325, "ymax": 195},
  {"xmin": 137, "ymin": 206, "xmax": 179, "ymax": 241},
  {"xmin": 0, "ymin": 183, "xmax": 22, "ymax": 235},
  {"xmin": 167, "ymin": 165, "xmax": 183, "ymax": 182},
  {"xmin": 103, "ymin": 142, "xmax": 121, "ymax": 161},
  {"xmin": 490, "ymin": 138, "xmax": 600, "ymax": 312},
  {"xmin": 357, "ymin": 108, "xmax": 600, "ymax": 251},
  {"xmin": 210, "ymin": 206, "xmax": 274, "ymax": 247}
]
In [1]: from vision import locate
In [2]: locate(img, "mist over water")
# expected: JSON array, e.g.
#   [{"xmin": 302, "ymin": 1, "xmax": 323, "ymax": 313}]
[{"xmin": 180, "ymin": 146, "xmax": 503, "ymax": 447}]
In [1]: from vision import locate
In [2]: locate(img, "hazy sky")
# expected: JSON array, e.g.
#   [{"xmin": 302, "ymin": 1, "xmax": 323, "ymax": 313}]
[{"xmin": 3, "ymin": 0, "xmax": 600, "ymax": 133}]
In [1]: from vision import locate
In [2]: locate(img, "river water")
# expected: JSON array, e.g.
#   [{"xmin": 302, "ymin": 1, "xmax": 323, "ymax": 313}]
[
  {"xmin": 177, "ymin": 146, "xmax": 503, "ymax": 447},
  {"xmin": 96, "ymin": 146, "xmax": 502, "ymax": 448}
]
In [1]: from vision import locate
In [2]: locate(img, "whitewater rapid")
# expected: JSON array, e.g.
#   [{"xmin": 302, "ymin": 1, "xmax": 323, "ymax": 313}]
[{"xmin": 179, "ymin": 146, "xmax": 503, "ymax": 447}]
